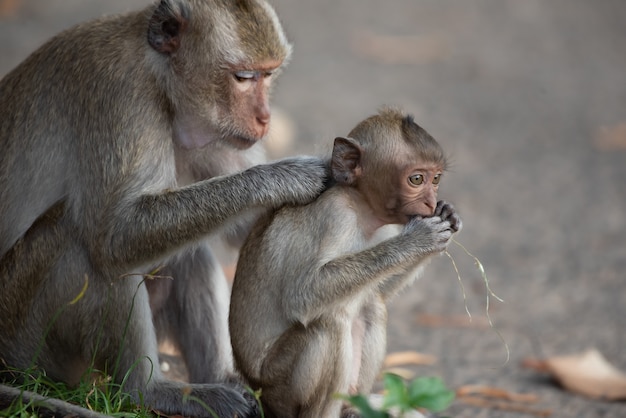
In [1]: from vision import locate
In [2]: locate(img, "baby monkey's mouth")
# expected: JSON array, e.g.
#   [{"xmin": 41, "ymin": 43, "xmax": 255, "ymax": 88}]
[
  {"xmin": 407, "ymin": 211, "xmax": 435, "ymax": 223},
  {"xmin": 405, "ymin": 214, "xmax": 424, "ymax": 224}
]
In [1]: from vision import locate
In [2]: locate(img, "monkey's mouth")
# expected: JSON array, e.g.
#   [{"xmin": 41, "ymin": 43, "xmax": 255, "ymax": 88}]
[
  {"xmin": 406, "ymin": 214, "xmax": 423, "ymax": 224},
  {"xmin": 412, "ymin": 208, "xmax": 438, "ymax": 219}
]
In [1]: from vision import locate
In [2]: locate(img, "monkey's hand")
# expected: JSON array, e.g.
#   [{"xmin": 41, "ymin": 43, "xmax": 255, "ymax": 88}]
[
  {"xmin": 404, "ymin": 201, "xmax": 461, "ymax": 254},
  {"xmin": 404, "ymin": 216, "xmax": 452, "ymax": 254},
  {"xmin": 434, "ymin": 200, "xmax": 462, "ymax": 233},
  {"xmin": 258, "ymin": 156, "xmax": 330, "ymax": 206}
]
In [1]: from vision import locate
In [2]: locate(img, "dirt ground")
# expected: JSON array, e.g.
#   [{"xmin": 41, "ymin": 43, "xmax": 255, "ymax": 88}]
[{"xmin": 1, "ymin": 1, "xmax": 625, "ymax": 417}]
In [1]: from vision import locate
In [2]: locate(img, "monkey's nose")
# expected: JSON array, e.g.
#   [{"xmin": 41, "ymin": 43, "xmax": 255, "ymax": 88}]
[
  {"xmin": 425, "ymin": 200, "xmax": 436, "ymax": 214},
  {"xmin": 424, "ymin": 192, "xmax": 437, "ymax": 213},
  {"xmin": 257, "ymin": 115, "xmax": 270, "ymax": 127}
]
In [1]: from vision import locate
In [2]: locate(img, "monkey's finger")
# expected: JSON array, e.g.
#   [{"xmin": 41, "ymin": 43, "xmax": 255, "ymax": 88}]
[
  {"xmin": 435, "ymin": 200, "xmax": 456, "ymax": 219},
  {"xmin": 435, "ymin": 201, "xmax": 462, "ymax": 233},
  {"xmin": 431, "ymin": 220, "xmax": 452, "ymax": 241},
  {"xmin": 434, "ymin": 200, "xmax": 448, "ymax": 217},
  {"xmin": 406, "ymin": 215, "xmax": 431, "ymax": 230},
  {"xmin": 449, "ymin": 214, "xmax": 463, "ymax": 233}
]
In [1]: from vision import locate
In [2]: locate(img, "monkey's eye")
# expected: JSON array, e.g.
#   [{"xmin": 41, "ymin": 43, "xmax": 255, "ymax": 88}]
[
  {"xmin": 433, "ymin": 174, "xmax": 442, "ymax": 185},
  {"xmin": 408, "ymin": 174, "xmax": 424, "ymax": 185},
  {"xmin": 234, "ymin": 71, "xmax": 256, "ymax": 82}
]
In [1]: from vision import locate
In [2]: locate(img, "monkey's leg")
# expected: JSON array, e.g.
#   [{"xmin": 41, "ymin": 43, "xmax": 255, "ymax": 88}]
[
  {"xmin": 338, "ymin": 302, "xmax": 387, "ymax": 418},
  {"xmin": 151, "ymin": 243, "xmax": 234, "ymax": 383},
  {"xmin": 355, "ymin": 300, "xmax": 388, "ymax": 394},
  {"xmin": 107, "ymin": 276, "xmax": 255, "ymax": 418},
  {"xmin": 260, "ymin": 323, "xmax": 350, "ymax": 418},
  {"xmin": 0, "ymin": 202, "xmax": 66, "ymax": 342}
]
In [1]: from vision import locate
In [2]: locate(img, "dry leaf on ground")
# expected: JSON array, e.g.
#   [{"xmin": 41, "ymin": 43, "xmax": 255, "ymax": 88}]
[
  {"xmin": 381, "ymin": 351, "xmax": 437, "ymax": 380},
  {"xmin": 384, "ymin": 351, "xmax": 437, "ymax": 367},
  {"xmin": 457, "ymin": 385, "xmax": 538, "ymax": 403},
  {"xmin": 522, "ymin": 349, "xmax": 626, "ymax": 400},
  {"xmin": 456, "ymin": 385, "xmax": 551, "ymax": 417},
  {"xmin": 382, "ymin": 367, "xmax": 415, "ymax": 380},
  {"xmin": 594, "ymin": 123, "xmax": 626, "ymax": 151},
  {"xmin": 0, "ymin": 0, "xmax": 19, "ymax": 17}
]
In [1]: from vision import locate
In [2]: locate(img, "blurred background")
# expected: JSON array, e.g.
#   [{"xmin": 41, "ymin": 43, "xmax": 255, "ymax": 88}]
[{"xmin": 1, "ymin": 1, "xmax": 625, "ymax": 417}]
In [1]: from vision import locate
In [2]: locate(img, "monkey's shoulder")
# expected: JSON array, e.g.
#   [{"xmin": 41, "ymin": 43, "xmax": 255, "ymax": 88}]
[
  {"xmin": 281, "ymin": 186, "xmax": 360, "ymax": 229},
  {"xmin": 279, "ymin": 187, "xmax": 364, "ymax": 249},
  {"xmin": 243, "ymin": 187, "xmax": 360, "ymax": 252}
]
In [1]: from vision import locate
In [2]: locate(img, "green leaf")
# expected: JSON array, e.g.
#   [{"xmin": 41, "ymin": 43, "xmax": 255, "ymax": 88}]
[
  {"xmin": 407, "ymin": 377, "xmax": 455, "ymax": 412},
  {"xmin": 381, "ymin": 373, "xmax": 410, "ymax": 410}
]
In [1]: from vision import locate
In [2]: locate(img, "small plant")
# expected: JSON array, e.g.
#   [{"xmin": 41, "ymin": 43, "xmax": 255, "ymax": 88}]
[
  {"xmin": 340, "ymin": 373, "xmax": 455, "ymax": 418},
  {"xmin": 445, "ymin": 238, "xmax": 510, "ymax": 366}
]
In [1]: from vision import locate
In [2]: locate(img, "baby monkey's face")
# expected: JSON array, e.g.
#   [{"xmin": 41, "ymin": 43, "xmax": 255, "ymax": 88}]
[{"xmin": 370, "ymin": 158, "xmax": 442, "ymax": 225}]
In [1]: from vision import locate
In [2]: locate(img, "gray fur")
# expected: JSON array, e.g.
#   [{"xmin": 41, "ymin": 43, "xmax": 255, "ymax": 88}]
[{"xmin": 0, "ymin": 1, "xmax": 325, "ymax": 417}]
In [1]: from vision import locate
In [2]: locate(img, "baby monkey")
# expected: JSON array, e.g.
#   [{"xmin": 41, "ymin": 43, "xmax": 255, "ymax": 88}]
[{"xmin": 229, "ymin": 108, "xmax": 462, "ymax": 418}]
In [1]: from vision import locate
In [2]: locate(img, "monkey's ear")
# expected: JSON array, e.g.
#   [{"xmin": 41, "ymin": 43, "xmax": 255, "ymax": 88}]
[
  {"xmin": 148, "ymin": 0, "xmax": 190, "ymax": 54},
  {"xmin": 331, "ymin": 137, "xmax": 362, "ymax": 186}
]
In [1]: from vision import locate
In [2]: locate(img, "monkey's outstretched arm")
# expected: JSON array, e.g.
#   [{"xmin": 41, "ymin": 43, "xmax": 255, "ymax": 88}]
[{"xmin": 101, "ymin": 157, "xmax": 328, "ymax": 268}]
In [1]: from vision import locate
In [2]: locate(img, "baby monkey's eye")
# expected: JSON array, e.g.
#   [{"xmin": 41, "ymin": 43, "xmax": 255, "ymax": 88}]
[
  {"xmin": 408, "ymin": 174, "xmax": 424, "ymax": 185},
  {"xmin": 433, "ymin": 174, "xmax": 442, "ymax": 185}
]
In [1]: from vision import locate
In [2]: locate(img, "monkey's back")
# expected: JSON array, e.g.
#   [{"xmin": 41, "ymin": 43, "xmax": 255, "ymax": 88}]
[
  {"xmin": 0, "ymin": 7, "xmax": 173, "ymax": 260},
  {"xmin": 230, "ymin": 187, "xmax": 366, "ymax": 380}
]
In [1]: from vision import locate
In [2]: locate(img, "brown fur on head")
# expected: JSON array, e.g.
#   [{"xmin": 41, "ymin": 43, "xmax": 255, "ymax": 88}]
[
  {"xmin": 231, "ymin": 0, "xmax": 293, "ymax": 64},
  {"xmin": 347, "ymin": 107, "xmax": 447, "ymax": 172},
  {"xmin": 332, "ymin": 108, "xmax": 447, "ymax": 223}
]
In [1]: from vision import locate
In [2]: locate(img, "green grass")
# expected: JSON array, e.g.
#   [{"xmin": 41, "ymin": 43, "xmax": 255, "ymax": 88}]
[
  {"xmin": 1, "ymin": 366, "xmax": 153, "ymax": 417},
  {"xmin": 1, "ymin": 276, "xmax": 153, "ymax": 417}
]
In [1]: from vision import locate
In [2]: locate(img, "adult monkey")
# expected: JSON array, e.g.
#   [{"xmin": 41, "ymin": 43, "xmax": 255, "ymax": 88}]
[{"xmin": 0, "ymin": 0, "xmax": 328, "ymax": 417}]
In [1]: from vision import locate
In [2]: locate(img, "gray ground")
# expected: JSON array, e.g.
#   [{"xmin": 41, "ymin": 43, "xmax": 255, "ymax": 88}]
[{"xmin": 1, "ymin": 1, "xmax": 625, "ymax": 417}]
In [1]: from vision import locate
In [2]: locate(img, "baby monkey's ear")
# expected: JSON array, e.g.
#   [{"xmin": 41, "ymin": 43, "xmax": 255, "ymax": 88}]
[{"xmin": 331, "ymin": 137, "xmax": 363, "ymax": 186}]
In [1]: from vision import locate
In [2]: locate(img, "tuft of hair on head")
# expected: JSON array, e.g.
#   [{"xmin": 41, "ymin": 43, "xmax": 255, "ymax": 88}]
[
  {"xmin": 399, "ymin": 111, "xmax": 447, "ymax": 170},
  {"xmin": 347, "ymin": 107, "xmax": 447, "ymax": 169}
]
